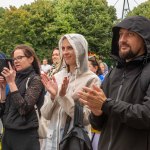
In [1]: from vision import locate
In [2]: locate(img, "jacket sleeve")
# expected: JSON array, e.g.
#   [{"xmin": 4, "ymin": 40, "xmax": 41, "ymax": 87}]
[
  {"xmin": 56, "ymin": 76, "xmax": 101, "ymax": 126},
  {"xmin": 88, "ymin": 74, "xmax": 109, "ymax": 130},
  {"xmin": 102, "ymin": 84, "xmax": 150, "ymax": 129},
  {"xmin": 89, "ymin": 112, "xmax": 108, "ymax": 131},
  {"xmin": 10, "ymin": 76, "xmax": 44, "ymax": 115},
  {"xmin": 40, "ymin": 92, "xmax": 58, "ymax": 120}
]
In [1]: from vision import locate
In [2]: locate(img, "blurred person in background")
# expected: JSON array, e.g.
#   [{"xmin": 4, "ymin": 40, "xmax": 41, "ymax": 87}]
[
  {"xmin": 48, "ymin": 47, "xmax": 62, "ymax": 77},
  {"xmin": 41, "ymin": 58, "xmax": 51, "ymax": 74},
  {"xmin": 40, "ymin": 48, "xmax": 62, "ymax": 150},
  {"xmin": 88, "ymin": 56, "xmax": 104, "ymax": 82},
  {"xmin": 99, "ymin": 61, "xmax": 109, "ymax": 77},
  {"xmin": 88, "ymin": 56, "xmax": 104, "ymax": 150},
  {"xmin": 0, "ymin": 52, "xmax": 8, "ymax": 139}
]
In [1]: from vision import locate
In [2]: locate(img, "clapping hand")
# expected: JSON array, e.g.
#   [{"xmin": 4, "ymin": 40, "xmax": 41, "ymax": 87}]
[
  {"xmin": 59, "ymin": 77, "xmax": 69, "ymax": 97},
  {"xmin": 78, "ymin": 85, "xmax": 107, "ymax": 116},
  {"xmin": 41, "ymin": 73, "xmax": 58, "ymax": 100}
]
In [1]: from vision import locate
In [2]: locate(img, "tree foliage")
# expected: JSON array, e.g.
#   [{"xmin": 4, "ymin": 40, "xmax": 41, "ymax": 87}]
[
  {"xmin": 0, "ymin": 0, "xmax": 116, "ymax": 62},
  {"xmin": 0, "ymin": 1, "xmax": 56, "ymax": 59},
  {"xmin": 54, "ymin": 0, "xmax": 116, "ymax": 59},
  {"xmin": 127, "ymin": 1, "xmax": 150, "ymax": 19}
]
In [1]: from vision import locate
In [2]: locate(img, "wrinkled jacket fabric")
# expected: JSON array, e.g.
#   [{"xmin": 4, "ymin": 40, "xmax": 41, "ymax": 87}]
[
  {"xmin": 41, "ymin": 34, "xmax": 101, "ymax": 150},
  {"xmin": 89, "ymin": 16, "xmax": 150, "ymax": 150},
  {"xmin": 0, "ymin": 67, "xmax": 45, "ymax": 130}
]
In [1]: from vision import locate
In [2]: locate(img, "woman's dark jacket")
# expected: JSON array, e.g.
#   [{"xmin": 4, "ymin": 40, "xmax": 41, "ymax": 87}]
[
  {"xmin": 89, "ymin": 16, "xmax": 150, "ymax": 150},
  {"xmin": 0, "ymin": 66, "xmax": 45, "ymax": 130}
]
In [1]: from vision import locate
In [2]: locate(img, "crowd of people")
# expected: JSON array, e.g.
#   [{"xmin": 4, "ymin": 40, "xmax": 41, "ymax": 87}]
[{"xmin": 0, "ymin": 15, "xmax": 150, "ymax": 150}]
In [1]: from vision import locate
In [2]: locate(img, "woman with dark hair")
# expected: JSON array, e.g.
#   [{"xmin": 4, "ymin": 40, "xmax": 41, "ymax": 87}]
[
  {"xmin": 40, "ymin": 47, "xmax": 62, "ymax": 150},
  {"xmin": 88, "ymin": 56, "xmax": 104, "ymax": 82},
  {"xmin": 0, "ymin": 44, "xmax": 45, "ymax": 150},
  {"xmin": 88, "ymin": 56, "xmax": 104, "ymax": 150},
  {"xmin": 48, "ymin": 47, "xmax": 62, "ymax": 77}
]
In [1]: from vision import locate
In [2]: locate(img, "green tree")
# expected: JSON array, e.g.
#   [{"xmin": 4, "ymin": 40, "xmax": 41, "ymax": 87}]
[
  {"xmin": 0, "ymin": 7, "xmax": 5, "ymax": 18},
  {"xmin": 0, "ymin": 6, "xmax": 31, "ymax": 56},
  {"xmin": 21, "ymin": 0, "xmax": 57, "ymax": 59},
  {"xmin": 0, "ymin": 0, "xmax": 56, "ymax": 59},
  {"xmin": 54, "ymin": 0, "xmax": 116, "ymax": 60},
  {"xmin": 0, "ymin": 0, "xmax": 117, "ymax": 61},
  {"xmin": 127, "ymin": 1, "xmax": 150, "ymax": 19}
]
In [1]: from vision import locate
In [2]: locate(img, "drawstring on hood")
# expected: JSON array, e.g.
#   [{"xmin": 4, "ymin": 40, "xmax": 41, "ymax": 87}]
[{"xmin": 111, "ymin": 16, "xmax": 150, "ymax": 64}]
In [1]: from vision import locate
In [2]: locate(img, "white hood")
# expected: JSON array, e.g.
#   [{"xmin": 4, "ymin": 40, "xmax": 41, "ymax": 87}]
[{"xmin": 59, "ymin": 33, "xmax": 89, "ymax": 74}]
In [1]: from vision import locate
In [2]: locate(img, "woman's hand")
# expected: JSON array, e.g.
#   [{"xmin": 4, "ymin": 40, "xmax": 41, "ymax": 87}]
[
  {"xmin": 0, "ymin": 75, "xmax": 6, "ymax": 103},
  {"xmin": 1, "ymin": 62, "xmax": 17, "ymax": 92},
  {"xmin": 59, "ymin": 77, "xmax": 69, "ymax": 97},
  {"xmin": 41, "ymin": 73, "xmax": 58, "ymax": 100},
  {"xmin": 1, "ymin": 62, "xmax": 16, "ymax": 85},
  {"xmin": 0, "ymin": 75, "xmax": 6, "ymax": 86}
]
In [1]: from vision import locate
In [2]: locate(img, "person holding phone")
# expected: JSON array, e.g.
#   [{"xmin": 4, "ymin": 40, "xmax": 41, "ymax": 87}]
[{"xmin": 0, "ymin": 45, "xmax": 45, "ymax": 150}]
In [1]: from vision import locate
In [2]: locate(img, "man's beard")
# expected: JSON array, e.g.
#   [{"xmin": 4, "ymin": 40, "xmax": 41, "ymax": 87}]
[
  {"xmin": 119, "ymin": 42, "xmax": 138, "ymax": 60},
  {"xmin": 119, "ymin": 49, "xmax": 136, "ymax": 60}
]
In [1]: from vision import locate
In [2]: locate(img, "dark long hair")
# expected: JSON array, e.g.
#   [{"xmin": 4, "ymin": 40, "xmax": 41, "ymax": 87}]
[
  {"xmin": 88, "ymin": 56, "xmax": 102, "ymax": 76},
  {"xmin": 11, "ymin": 44, "xmax": 41, "ymax": 75}
]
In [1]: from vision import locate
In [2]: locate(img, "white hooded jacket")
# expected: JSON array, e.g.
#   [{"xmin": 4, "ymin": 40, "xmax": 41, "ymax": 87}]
[{"xmin": 41, "ymin": 34, "xmax": 101, "ymax": 150}]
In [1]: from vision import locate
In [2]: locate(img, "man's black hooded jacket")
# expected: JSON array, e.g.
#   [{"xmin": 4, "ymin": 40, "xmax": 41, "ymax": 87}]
[{"xmin": 90, "ymin": 16, "xmax": 150, "ymax": 150}]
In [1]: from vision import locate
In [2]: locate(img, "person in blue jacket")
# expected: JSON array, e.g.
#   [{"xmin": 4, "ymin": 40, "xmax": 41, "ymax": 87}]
[
  {"xmin": 88, "ymin": 56, "xmax": 104, "ymax": 82},
  {"xmin": 0, "ymin": 52, "xmax": 9, "ymax": 95}
]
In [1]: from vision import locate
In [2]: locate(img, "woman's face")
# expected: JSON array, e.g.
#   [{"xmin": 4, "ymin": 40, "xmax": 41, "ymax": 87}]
[
  {"xmin": 88, "ymin": 61, "xmax": 97, "ymax": 73},
  {"xmin": 100, "ymin": 63, "xmax": 105, "ymax": 73},
  {"xmin": 13, "ymin": 49, "xmax": 33, "ymax": 71},
  {"xmin": 52, "ymin": 49, "xmax": 60, "ymax": 65},
  {"xmin": 62, "ymin": 38, "xmax": 76, "ymax": 67}
]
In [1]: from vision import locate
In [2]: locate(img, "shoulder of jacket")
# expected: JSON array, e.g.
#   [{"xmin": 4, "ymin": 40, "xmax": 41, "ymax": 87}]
[
  {"xmin": 81, "ymin": 70, "xmax": 97, "ymax": 77},
  {"xmin": 26, "ymin": 74, "xmax": 41, "ymax": 86},
  {"xmin": 80, "ymin": 71, "xmax": 101, "ymax": 84}
]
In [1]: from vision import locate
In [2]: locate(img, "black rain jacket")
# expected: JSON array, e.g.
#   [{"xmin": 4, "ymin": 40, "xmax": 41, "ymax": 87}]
[{"xmin": 89, "ymin": 16, "xmax": 150, "ymax": 150}]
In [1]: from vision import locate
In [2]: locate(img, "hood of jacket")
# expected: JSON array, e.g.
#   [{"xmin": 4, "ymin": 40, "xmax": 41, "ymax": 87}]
[
  {"xmin": 111, "ymin": 16, "xmax": 150, "ymax": 60},
  {"xmin": 59, "ymin": 33, "xmax": 89, "ymax": 74}
]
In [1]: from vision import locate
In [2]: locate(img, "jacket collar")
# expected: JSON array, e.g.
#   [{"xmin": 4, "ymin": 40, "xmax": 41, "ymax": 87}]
[{"xmin": 111, "ymin": 54, "xmax": 150, "ymax": 68}]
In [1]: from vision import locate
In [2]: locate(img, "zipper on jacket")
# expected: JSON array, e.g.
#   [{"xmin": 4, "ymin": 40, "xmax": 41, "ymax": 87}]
[
  {"xmin": 116, "ymin": 72, "xmax": 125, "ymax": 102},
  {"xmin": 108, "ymin": 71, "xmax": 125, "ymax": 150},
  {"xmin": 56, "ymin": 107, "xmax": 62, "ymax": 150}
]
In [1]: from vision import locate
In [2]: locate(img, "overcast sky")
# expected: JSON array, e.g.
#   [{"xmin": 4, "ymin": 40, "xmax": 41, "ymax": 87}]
[
  {"xmin": 0, "ymin": 0, "xmax": 148, "ymax": 19},
  {"xmin": 107, "ymin": 0, "xmax": 148, "ymax": 18}
]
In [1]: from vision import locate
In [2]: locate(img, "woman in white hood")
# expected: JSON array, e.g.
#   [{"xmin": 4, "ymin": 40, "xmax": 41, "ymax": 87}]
[{"xmin": 41, "ymin": 33, "xmax": 101, "ymax": 150}]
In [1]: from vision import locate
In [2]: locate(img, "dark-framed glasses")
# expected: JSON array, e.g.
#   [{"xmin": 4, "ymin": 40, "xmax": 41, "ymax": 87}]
[{"xmin": 13, "ymin": 56, "xmax": 26, "ymax": 61}]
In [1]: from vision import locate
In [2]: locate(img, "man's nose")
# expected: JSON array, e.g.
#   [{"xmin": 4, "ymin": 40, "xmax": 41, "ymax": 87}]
[{"xmin": 119, "ymin": 34, "xmax": 127, "ymax": 43}]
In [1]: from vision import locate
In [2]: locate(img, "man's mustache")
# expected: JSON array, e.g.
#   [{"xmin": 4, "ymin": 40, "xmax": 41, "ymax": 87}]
[{"xmin": 119, "ymin": 42, "xmax": 130, "ymax": 48}]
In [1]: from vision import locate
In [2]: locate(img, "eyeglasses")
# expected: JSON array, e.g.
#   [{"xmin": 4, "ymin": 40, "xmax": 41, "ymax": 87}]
[{"xmin": 13, "ymin": 56, "xmax": 26, "ymax": 62}]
